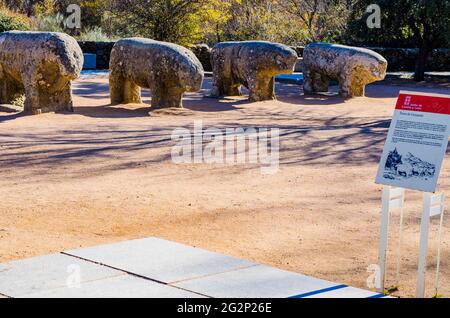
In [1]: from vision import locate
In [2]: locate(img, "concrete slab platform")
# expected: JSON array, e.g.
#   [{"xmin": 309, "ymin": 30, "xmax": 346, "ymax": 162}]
[
  {"xmin": 173, "ymin": 265, "xmax": 340, "ymax": 298},
  {"xmin": 65, "ymin": 237, "xmax": 255, "ymax": 284},
  {"xmin": 22, "ymin": 275, "xmax": 204, "ymax": 298},
  {"xmin": 1, "ymin": 238, "xmax": 381, "ymax": 298},
  {"xmin": 0, "ymin": 253, "xmax": 122, "ymax": 297}
]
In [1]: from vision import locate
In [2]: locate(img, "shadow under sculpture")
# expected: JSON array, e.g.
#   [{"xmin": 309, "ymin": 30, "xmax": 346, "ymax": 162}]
[
  {"xmin": 303, "ymin": 42, "xmax": 388, "ymax": 98},
  {"xmin": 109, "ymin": 38, "xmax": 204, "ymax": 109},
  {"xmin": 0, "ymin": 31, "xmax": 84, "ymax": 114},
  {"xmin": 210, "ymin": 41, "xmax": 298, "ymax": 102}
]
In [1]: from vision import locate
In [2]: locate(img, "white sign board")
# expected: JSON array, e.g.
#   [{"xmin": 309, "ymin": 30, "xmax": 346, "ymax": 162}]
[{"xmin": 376, "ymin": 91, "xmax": 450, "ymax": 193}]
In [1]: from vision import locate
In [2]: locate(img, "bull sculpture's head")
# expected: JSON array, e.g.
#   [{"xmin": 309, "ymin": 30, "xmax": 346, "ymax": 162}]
[
  {"xmin": 178, "ymin": 50, "xmax": 204, "ymax": 93},
  {"xmin": 271, "ymin": 45, "xmax": 298, "ymax": 75}
]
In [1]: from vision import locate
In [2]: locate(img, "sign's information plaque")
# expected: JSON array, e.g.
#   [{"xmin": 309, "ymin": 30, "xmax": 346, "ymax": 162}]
[{"xmin": 376, "ymin": 91, "xmax": 450, "ymax": 193}]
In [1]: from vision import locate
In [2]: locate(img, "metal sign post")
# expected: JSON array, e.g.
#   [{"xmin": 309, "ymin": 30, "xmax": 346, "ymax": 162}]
[
  {"xmin": 416, "ymin": 192, "xmax": 445, "ymax": 298},
  {"xmin": 378, "ymin": 186, "xmax": 405, "ymax": 294}
]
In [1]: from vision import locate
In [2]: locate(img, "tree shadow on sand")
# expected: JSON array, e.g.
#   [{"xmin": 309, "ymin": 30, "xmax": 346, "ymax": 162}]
[
  {"xmin": 275, "ymin": 82, "xmax": 347, "ymax": 106},
  {"xmin": 5, "ymin": 78, "xmax": 441, "ymax": 181},
  {"xmin": 0, "ymin": 116, "xmax": 393, "ymax": 178},
  {"xmin": 0, "ymin": 112, "xmax": 28, "ymax": 123}
]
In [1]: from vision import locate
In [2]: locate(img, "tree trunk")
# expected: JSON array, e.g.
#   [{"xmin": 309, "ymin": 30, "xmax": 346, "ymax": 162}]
[
  {"xmin": 414, "ymin": 47, "xmax": 429, "ymax": 82},
  {"xmin": 414, "ymin": 23, "xmax": 432, "ymax": 82},
  {"xmin": 216, "ymin": 23, "xmax": 221, "ymax": 43}
]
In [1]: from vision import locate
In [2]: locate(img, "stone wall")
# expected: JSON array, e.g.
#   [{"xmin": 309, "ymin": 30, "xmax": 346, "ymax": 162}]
[
  {"xmin": 78, "ymin": 41, "xmax": 115, "ymax": 70},
  {"xmin": 77, "ymin": 41, "xmax": 450, "ymax": 72},
  {"xmin": 368, "ymin": 47, "xmax": 450, "ymax": 72}
]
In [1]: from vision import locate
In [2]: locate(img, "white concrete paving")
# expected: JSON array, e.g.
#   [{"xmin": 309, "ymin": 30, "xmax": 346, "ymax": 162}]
[
  {"xmin": 65, "ymin": 237, "xmax": 255, "ymax": 284},
  {"xmin": 173, "ymin": 265, "xmax": 341, "ymax": 298},
  {"xmin": 22, "ymin": 275, "xmax": 203, "ymax": 298},
  {"xmin": 0, "ymin": 253, "xmax": 122, "ymax": 297},
  {"xmin": 0, "ymin": 237, "xmax": 384, "ymax": 298}
]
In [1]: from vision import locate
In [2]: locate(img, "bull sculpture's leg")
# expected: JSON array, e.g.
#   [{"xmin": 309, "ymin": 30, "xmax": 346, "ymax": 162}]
[
  {"xmin": 338, "ymin": 75, "xmax": 353, "ymax": 98},
  {"xmin": 248, "ymin": 75, "xmax": 275, "ymax": 102},
  {"xmin": 304, "ymin": 67, "xmax": 330, "ymax": 95},
  {"xmin": 109, "ymin": 70, "xmax": 125, "ymax": 105},
  {"xmin": 24, "ymin": 76, "xmax": 74, "ymax": 114},
  {"xmin": 210, "ymin": 62, "xmax": 242, "ymax": 98},
  {"xmin": 0, "ymin": 73, "xmax": 24, "ymax": 105},
  {"xmin": 223, "ymin": 82, "xmax": 241, "ymax": 96},
  {"xmin": 349, "ymin": 84, "xmax": 365, "ymax": 97},
  {"xmin": 110, "ymin": 70, "xmax": 142, "ymax": 104},
  {"xmin": 27, "ymin": 62, "xmax": 75, "ymax": 113},
  {"xmin": 303, "ymin": 68, "xmax": 315, "ymax": 95},
  {"xmin": 349, "ymin": 74, "xmax": 366, "ymax": 97},
  {"xmin": 210, "ymin": 77, "xmax": 241, "ymax": 97},
  {"xmin": 210, "ymin": 52, "xmax": 241, "ymax": 97},
  {"xmin": 123, "ymin": 80, "xmax": 142, "ymax": 104},
  {"xmin": 209, "ymin": 74, "xmax": 222, "ymax": 98},
  {"xmin": 45, "ymin": 82, "xmax": 74, "ymax": 112},
  {"xmin": 312, "ymin": 73, "xmax": 329, "ymax": 93},
  {"xmin": 23, "ymin": 78, "xmax": 41, "ymax": 114},
  {"xmin": 151, "ymin": 83, "xmax": 184, "ymax": 109}
]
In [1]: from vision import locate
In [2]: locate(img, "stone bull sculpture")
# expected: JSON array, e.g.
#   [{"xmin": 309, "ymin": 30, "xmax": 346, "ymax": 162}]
[
  {"xmin": 210, "ymin": 41, "xmax": 298, "ymax": 102},
  {"xmin": 109, "ymin": 38, "xmax": 204, "ymax": 109},
  {"xmin": 303, "ymin": 43, "xmax": 388, "ymax": 98},
  {"xmin": 0, "ymin": 31, "xmax": 83, "ymax": 114}
]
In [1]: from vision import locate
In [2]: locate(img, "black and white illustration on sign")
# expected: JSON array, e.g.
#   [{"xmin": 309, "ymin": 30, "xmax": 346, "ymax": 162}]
[{"xmin": 383, "ymin": 148, "xmax": 436, "ymax": 181}]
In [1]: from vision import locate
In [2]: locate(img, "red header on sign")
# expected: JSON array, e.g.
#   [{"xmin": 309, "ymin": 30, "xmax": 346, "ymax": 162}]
[{"xmin": 396, "ymin": 93, "xmax": 450, "ymax": 115}]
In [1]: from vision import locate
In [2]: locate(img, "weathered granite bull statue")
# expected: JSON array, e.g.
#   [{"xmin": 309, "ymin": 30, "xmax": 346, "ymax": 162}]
[
  {"xmin": 109, "ymin": 38, "xmax": 204, "ymax": 109},
  {"xmin": 210, "ymin": 41, "xmax": 298, "ymax": 102},
  {"xmin": 0, "ymin": 31, "xmax": 83, "ymax": 114},
  {"xmin": 303, "ymin": 43, "xmax": 388, "ymax": 98}
]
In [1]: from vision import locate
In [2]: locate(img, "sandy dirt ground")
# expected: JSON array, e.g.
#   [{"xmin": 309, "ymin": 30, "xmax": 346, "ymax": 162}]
[{"xmin": 1, "ymin": 77, "xmax": 450, "ymax": 298}]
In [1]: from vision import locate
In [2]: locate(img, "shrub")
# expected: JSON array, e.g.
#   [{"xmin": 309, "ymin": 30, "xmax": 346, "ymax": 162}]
[
  {"xmin": 32, "ymin": 13, "xmax": 65, "ymax": 32},
  {"xmin": 77, "ymin": 27, "xmax": 116, "ymax": 42},
  {"xmin": 0, "ymin": 7, "xmax": 30, "ymax": 32}
]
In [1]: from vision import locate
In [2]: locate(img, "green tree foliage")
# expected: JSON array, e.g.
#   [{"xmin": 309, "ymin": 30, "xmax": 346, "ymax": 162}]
[
  {"xmin": 214, "ymin": 0, "xmax": 303, "ymax": 44},
  {"xmin": 279, "ymin": 0, "xmax": 355, "ymax": 42},
  {"xmin": 104, "ymin": 0, "xmax": 207, "ymax": 46},
  {"xmin": 200, "ymin": 0, "xmax": 327, "ymax": 45},
  {"xmin": 220, "ymin": 0, "xmax": 277, "ymax": 42},
  {"xmin": 2, "ymin": 0, "xmax": 44, "ymax": 16},
  {"xmin": 346, "ymin": 0, "xmax": 450, "ymax": 81},
  {"xmin": 102, "ymin": 0, "xmax": 346, "ymax": 46},
  {"xmin": 55, "ymin": 0, "xmax": 106, "ymax": 31},
  {"xmin": 2, "ymin": 0, "xmax": 449, "ymax": 83}
]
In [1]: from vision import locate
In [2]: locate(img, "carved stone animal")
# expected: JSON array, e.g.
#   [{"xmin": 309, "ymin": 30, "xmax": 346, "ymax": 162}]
[
  {"xmin": 303, "ymin": 43, "xmax": 388, "ymax": 98},
  {"xmin": 0, "ymin": 31, "xmax": 83, "ymax": 114},
  {"xmin": 210, "ymin": 41, "xmax": 298, "ymax": 102},
  {"xmin": 109, "ymin": 38, "xmax": 204, "ymax": 109}
]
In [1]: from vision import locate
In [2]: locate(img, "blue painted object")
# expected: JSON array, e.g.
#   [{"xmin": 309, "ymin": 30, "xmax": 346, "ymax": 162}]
[
  {"xmin": 289, "ymin": 285, "xmax": 348, "ymax": 298},
  {"xmin": 83, "ymin": 53, "xmax": 97, "ymax": 70},
  {"xmin": 275, "ymin": 73, "xmax": 304, "ymax": 85}
]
